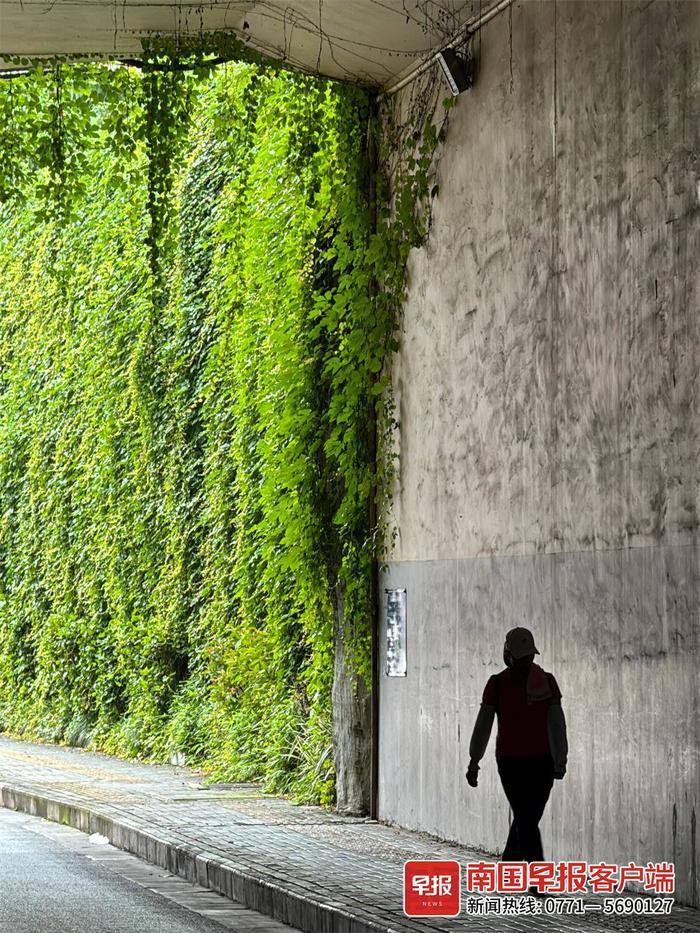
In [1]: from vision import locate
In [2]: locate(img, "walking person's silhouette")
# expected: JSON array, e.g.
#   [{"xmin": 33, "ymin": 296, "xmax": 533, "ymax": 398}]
[{"xmin": 466, "ymin": 627, "xmax": 567, "ymax": 864}]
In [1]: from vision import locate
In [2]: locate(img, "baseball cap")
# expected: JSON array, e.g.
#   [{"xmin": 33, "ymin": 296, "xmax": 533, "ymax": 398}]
[{"xmin": 504, "ymin": 627, "xmax": 539, "ymax": 659}]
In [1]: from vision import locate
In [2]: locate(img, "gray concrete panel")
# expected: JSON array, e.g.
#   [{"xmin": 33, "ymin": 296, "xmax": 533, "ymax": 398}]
[
  {"xmin": 380, "ymin": 0, "xmax": 700, "ymax": 908},
  {"xmin": 379, "ymin": 544, "xmax": 699, "ymax": 905},
  {"xmin": 388, "ymin": 0, "xmax": 700, "ymax": 564}
]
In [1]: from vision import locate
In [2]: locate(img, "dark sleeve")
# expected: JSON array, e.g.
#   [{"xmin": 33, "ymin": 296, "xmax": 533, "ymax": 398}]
[
  {"xmin": 469, "ymin": 705, "xmax": 495, "ymax": 763},
  {"xmin": 547, "ymin": 673, "xmax": 562, "ymax": 703},
  {"xmin": 482, "ymin": 674, "xmax": 498, "ymax": 706},
  {"xmin": 547, "ymin": 704, "xmax": 568, "ymax": 771}
]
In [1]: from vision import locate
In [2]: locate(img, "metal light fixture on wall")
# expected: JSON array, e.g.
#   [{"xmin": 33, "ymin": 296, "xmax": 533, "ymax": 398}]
[{"xmin": 436, "ymin": 47, "xmax": 473, "ymax": 95}]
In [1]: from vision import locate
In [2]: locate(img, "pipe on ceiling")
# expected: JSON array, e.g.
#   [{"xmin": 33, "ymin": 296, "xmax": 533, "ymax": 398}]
[{"xmin": 382, "ymin": 0, "xmax": 514, "ymax": 97}]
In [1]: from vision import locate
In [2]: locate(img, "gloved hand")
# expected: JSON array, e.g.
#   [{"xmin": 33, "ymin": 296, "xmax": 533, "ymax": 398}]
[
  {"xmin": 553, "ymin": 768, "xmax": 566, "ymax": 780},
  {"xmin": 465, "ymin": 760, "xmax": 479, "ymax": 788}
]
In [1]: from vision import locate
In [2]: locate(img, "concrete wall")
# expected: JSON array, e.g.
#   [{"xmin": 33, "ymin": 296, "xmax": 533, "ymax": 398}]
[{"xmin": 379, "ymin": 0, "xmax": 699, "ymax": 906}]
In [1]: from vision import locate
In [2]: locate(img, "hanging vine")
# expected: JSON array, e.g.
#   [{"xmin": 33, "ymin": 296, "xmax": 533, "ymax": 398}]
[{"xmin": 0, "ymin": 46, "xmax": 448, "ymax": 803}]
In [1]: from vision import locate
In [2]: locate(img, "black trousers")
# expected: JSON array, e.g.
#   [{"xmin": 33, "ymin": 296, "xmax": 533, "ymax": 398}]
[{"xmin": 497, "ymin": 755, "xmax": 554, "ymax": 862}]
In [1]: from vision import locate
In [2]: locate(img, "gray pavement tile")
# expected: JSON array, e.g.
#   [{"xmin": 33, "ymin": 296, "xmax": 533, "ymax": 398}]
[{"xmin": 0, "ymin": 736, "xmax": 697, "ymax": 933}]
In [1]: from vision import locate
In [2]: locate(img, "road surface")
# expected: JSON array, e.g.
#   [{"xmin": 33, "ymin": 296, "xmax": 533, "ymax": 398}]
[{"xmin": 0, "ymin": 808, "xmax": 296, "ymax": 932}]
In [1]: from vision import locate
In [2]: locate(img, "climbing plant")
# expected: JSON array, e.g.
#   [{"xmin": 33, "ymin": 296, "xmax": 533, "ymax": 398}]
[{"xmin": 0, "ymin": 47, "xmax": 445, "ymax": 803}]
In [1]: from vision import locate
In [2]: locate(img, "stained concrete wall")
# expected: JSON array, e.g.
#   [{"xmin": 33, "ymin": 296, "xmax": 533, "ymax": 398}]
[{"xmin": 379, "ymin": 0, "xmax": 699, "ymax": 907}]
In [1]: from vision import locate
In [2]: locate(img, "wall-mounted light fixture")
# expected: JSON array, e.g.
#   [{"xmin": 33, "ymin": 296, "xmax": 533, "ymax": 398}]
[{"xmin": 436, "ymin": 47, "xmax": 472, "ymax": 96}]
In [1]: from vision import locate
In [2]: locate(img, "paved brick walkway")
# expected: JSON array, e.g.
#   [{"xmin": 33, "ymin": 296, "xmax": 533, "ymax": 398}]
[{"xmin": 0, "ymin": 737, "xmax": 696, "ymax": 933}]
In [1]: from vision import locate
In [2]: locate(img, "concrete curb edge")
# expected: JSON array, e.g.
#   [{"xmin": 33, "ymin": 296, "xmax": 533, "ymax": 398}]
[{"xmin": 0, "ymin": 783, "xmax": 399, "ymax": 933}]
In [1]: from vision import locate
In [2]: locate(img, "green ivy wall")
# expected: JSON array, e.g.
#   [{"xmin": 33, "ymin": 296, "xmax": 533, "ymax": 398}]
[{"xmin": 0, "ymin": 61, "xmax": 384, "ymax": 804}]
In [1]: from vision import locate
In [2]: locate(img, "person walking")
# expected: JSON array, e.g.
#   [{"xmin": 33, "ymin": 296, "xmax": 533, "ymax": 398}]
[{"xmin": 465, "ymin": 627, "xmax": 567, "ymax": 864}]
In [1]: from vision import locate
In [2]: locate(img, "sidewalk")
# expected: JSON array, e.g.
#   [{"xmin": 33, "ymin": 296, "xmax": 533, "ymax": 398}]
[{"xmin": 0, "ymin": 736, "xmax": 695, "ymax": 933}]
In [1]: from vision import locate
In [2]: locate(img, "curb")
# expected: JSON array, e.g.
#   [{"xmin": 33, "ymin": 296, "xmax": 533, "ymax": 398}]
[{"xmin": 0, "ymin": 784, "xmax": 410, "ymax": 933}]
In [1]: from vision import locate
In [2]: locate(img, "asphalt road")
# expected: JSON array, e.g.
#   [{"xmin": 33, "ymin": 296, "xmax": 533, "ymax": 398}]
[{"xmin": 0, "ymin": 808, "xmax": 295, "ymax": 932}]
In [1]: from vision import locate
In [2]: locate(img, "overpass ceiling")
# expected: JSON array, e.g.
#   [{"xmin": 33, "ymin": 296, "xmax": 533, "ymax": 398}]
[{"xmin": 0, "ymin": 0, "xmax": 486, "ymax": 88}]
